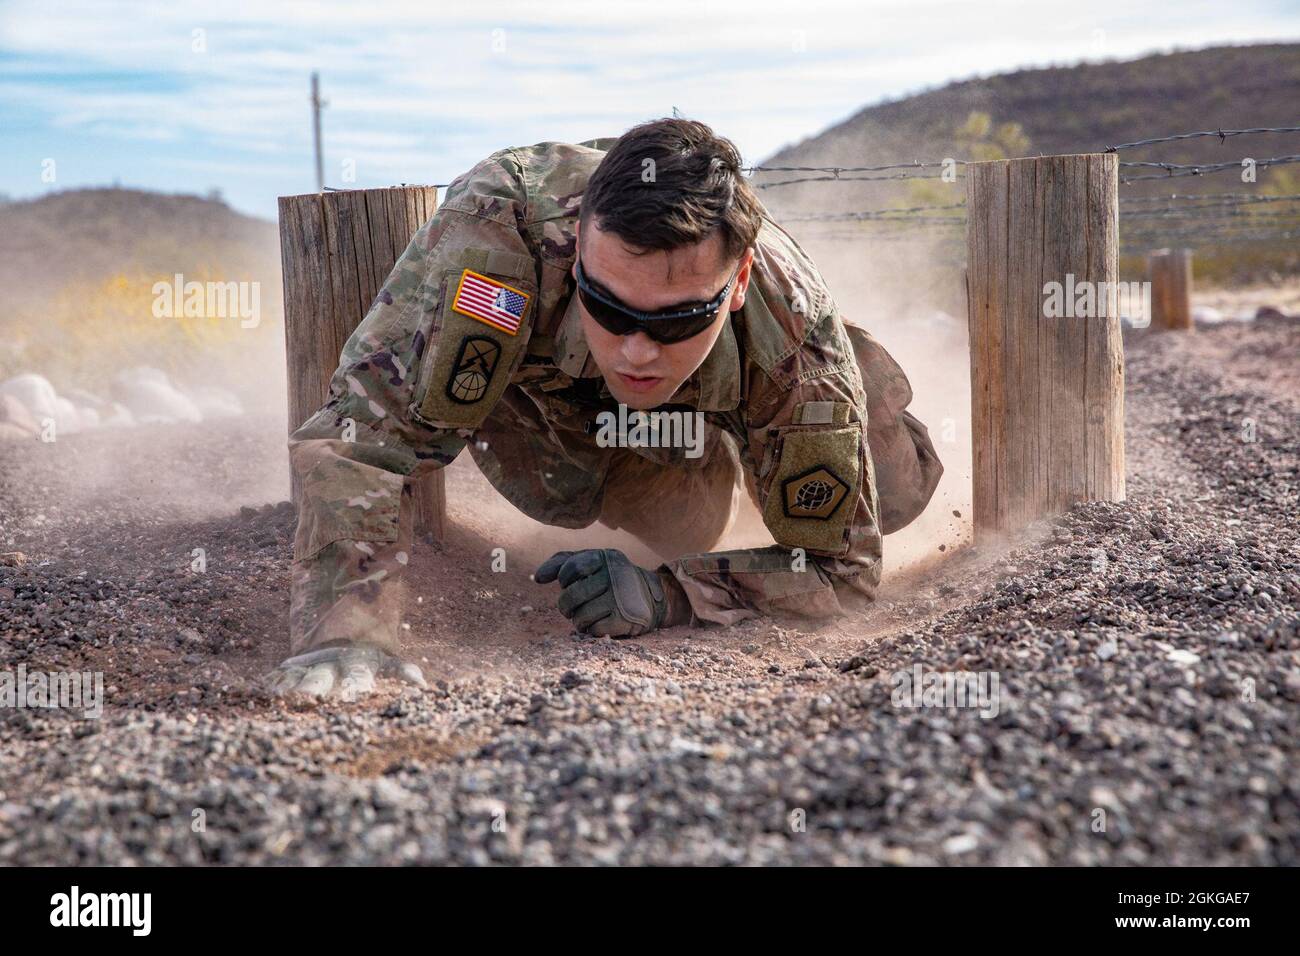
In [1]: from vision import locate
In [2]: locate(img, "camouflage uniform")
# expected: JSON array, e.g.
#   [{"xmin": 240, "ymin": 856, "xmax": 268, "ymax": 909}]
[{"xmin": 288, "ymin": 138, "xmax": 942, "ymax": 655}]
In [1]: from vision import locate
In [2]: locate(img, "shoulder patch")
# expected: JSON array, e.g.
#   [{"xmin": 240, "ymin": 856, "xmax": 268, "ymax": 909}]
[
  {"xmin": 782, "ymin": 465, "xmax": 850, "ymax": 519},
  {"xmin": 412, "ymin": 259, "xmax": 536, "ymax": 429},
  {"xmin": 445, "ymin": 336, "xmax": 501, "ymax": 404},
  {"xmin": 761, "ymin": 423, "xmax": 862, "ymax": 555},
  {"xmin": 451, "ymin": 268, "xmax": 530, "ymax": 335}
]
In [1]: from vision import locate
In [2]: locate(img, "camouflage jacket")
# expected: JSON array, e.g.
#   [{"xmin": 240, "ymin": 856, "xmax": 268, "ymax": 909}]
[{"xmin": 288, "ymin": 138, "xmax": 941, "ymax": 655}]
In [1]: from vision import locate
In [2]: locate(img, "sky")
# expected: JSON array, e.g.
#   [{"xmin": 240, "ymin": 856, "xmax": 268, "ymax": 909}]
[{"xmin": 1, "ymin": 0, "xmax": 1298, "ymax": 219}]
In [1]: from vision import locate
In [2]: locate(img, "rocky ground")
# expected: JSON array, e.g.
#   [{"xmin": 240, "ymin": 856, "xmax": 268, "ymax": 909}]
[{"xmin": 0, "ymin": 311, "xmax": 1296, "ymax": 865}]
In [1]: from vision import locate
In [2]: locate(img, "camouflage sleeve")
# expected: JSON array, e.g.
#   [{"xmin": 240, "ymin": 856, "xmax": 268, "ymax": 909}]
[
  {"xmin": 663, "ymin": 307, "xmax": 884, "ymax": 626},
  {"xmin": 289, "ymin": 150, "xmax": 540, "ymax": 656}
]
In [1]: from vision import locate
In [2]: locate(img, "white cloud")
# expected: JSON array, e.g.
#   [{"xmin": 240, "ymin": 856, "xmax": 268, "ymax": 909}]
[{"xmin": 1, "ymin": 0, "xmax": 1297, "ymax": 214}]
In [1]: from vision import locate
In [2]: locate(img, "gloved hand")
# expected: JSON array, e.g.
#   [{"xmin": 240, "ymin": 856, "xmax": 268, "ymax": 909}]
[
  {"xmin": 534, "ymin": 549, "xmax": 693, "ymax": 637},
  {"xmin": 268, "ymin": 644, "xmax": 426, "ymax": 700}
]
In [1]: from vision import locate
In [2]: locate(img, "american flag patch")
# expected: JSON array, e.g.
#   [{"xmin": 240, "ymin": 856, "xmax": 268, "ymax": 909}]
[{"xmin": 451, "ymin": 269, "xmax": 530, "ymax": 336}]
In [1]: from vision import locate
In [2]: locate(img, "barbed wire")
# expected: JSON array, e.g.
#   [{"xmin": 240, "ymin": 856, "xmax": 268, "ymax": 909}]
[
  {"xmin": 744, "ymin": 161, "xmax": 960, "ymax": 174},
  {"xmin": 793, "ymin": 221, "xmax": 1295, "ymax": 245},
  {"xmin": 1119, "ymin": 192, "xmax": 1300, "ymax": 205},
  {"xmin": 788, "ymin": 194, "xmax": 1300, "ymax": 219},
  {"xmin": 790, "ymin": 217, "xmax": 967, "ymax": 232},
  {"xmin": 1120, "ymin": 229, "xmax": 1300, "ymax": 245},
  {"xmin": 754, "ymin": 171, "xmax": 962, "ymax": 188},
  {"xmin": 797, "ymin": 230, "xmax": 966, "ymax": 244},
  {"xmin": 1120, "ymin": 155, "xmax": 1300, "ymax": 182},
  {"xmin": 417, "ymin": 124, "xmax": 1300, "ymax": 192},
  {"xmin": 1105, "ymin": 126, "xmax": 1300, "ymax": 152},
  {"xmin": 784, "ymin": 202, "xmax": 967, "ymax": 223},
  {"xmin": 766, "ymin": 126, "xmax": 1300, "ymax": 244},
  {"xmin": 1118, "ymin": 200, "xmax": 1300, "ymax": 218},
  {"xmin": 786, "ymin": 198, "xmax": 1300, "ymax": 226},
  {"xmin": 782, "ymin": 196, "xmax": 1300, "ymax": 237},
  {"xmin": 408, "ymin": 127, "xmax": 1300, "ymax": 250},
  {"xmin": 1120, "ymin": 209, "xmax": 1300, "ymax": 224},
  {"xmin": 789, "ymin": 221, "xmax": 1298, "ymax": 247}
]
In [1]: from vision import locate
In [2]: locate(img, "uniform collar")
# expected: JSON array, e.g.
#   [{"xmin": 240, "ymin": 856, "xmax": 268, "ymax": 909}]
[{"xmin": 553, "ymin": 291, "xmax": 740, "ymax": 412}]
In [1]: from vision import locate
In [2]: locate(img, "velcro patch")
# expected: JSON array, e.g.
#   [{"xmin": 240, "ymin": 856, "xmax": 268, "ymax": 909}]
[
  {"xmin": 452, "ymin": 269, "xmax": 530, "ymax": 335},
  {"xmin": 445, "ymin": 336, "xmax": 501, "ymax": 404},
  {"xmin": 793, "ymin": 400, "xmax": 852, "ymax": 425},
  {"xmin": 761, "ymin": 424, "xmax": 862, "ymax": 555},
  {"xmin": 782, "ymin": 465, "xmax": 850, "ymax": 519},
  {"xmin": 412, "ymin": 260, "xmax": 535, "ymax": 429}
]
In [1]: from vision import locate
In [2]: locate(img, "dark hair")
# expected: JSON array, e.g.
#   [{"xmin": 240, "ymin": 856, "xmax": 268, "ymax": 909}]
[{"xmin": 579, "ymin": 118, "xmax": 764, "ymax": 265}]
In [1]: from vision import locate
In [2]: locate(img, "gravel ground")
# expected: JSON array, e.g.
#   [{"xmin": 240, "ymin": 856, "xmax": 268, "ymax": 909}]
[{"xmin": 0, "ymin": 312, "xmax": 1296, "ymax": 865}]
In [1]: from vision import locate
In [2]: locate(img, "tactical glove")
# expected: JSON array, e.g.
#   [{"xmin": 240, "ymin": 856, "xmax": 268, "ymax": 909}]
[{"xmin": 534, "ymin": 549, "xmax": 693, "ymax": 637}]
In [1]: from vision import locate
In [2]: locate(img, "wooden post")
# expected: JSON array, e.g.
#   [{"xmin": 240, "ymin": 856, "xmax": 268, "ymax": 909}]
[
  {"xmin": 278, "ymin": 186, "xmax": 445, "ymax": 542},
  {"xmin": 966, "ymin": 154, "xmax": 1124, "ymax": 540},
  {"xmin": 1148, "ymin": 248, "xmax": 1193, "ymax": 330}
]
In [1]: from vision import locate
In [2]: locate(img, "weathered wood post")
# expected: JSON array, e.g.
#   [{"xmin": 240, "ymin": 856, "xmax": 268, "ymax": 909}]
[
  {"xmin": 966, "ymin": 154, "xmax": 1125, "ymax": 540},
  {"xmin": 1148, "ymin": 247, "xmax": 1193, "ymax": 330},
  {"xmin": 278, "ymin": 186, "xmax": 445, "ymax": 541}
]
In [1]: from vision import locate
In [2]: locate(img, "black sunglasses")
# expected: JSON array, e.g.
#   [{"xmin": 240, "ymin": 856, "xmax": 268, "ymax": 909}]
[{"xmin": 574, "ymin": 256, "xmax": 741, "ymax": 344}]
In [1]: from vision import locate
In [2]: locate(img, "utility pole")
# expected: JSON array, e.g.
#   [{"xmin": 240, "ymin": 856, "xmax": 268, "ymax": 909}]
[{"xmin": 310, "ymin": 72, "xmax": 327, "ymax": 193}]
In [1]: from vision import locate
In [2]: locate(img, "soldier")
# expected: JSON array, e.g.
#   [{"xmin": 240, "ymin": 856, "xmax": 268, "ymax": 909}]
[{"xmin": 271, "ymin": 118, "xmax": 942, "ymax": 698}]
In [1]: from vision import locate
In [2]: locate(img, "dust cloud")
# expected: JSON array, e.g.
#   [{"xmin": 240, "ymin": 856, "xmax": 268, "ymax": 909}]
[
  {"xmin": 444, "ymin": 228, "xmax": 973, "ymax": 581},
  {"xmin": 6, "ymin": 226, "xmax": 970, "ymax": 584},
  {"xmin": 711, "ymin": 229, "xmax": 973, "ymax": 578}
]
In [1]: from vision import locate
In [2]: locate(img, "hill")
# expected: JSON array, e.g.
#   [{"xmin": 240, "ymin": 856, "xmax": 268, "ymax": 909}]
[
  {"xmin": 0, "ymin": 188, "xmax": 283, "ymax": 396},
  {"xmin": 754, "ymin": 43, "xmax": 1300, "ymax": 283},
  {"xmin": 0, "ymin": 187, "xmax": 279, "ymax": 314}
]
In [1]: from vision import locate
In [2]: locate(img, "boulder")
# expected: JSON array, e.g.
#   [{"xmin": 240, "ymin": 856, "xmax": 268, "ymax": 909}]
[
  {"xmin": 0, "ymin": 393, "xmax": 38, "ymax": 436},
  {"xmin": 111, "ymin": 367, "xmax": 202, "ymax": 424},
  {"xmin": 0, "ymin": 374, "xmax": 59, "ymax": 422},
  {"xmin": 186, "ymin": 385, "xmax": 243, "ymax": 419}
]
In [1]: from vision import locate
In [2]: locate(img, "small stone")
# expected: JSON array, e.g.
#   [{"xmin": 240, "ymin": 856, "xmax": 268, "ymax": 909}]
[{"xmin": 943, "ymin": 833, "xmax": 979, "ymax": 855}]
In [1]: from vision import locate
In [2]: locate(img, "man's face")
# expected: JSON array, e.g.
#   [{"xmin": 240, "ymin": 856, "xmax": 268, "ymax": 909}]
[{"xmin": 572, "ymin": 218, "xmax": 754, "ymax": 410}]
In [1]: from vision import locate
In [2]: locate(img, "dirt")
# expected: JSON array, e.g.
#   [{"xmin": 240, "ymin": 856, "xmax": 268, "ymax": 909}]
[{"xmin": 0, "ymin": 308, "xmax": 1296, "ymax": 865}]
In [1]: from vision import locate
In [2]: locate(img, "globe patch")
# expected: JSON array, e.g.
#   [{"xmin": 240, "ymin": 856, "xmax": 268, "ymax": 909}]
[
  {"xmin": 759, "ymin": 421, "xmax": 863, "ymax": 556},
  {"xmin": 783, "ymin": 466, "xmax": 849, "ymax": 519},
  {"xmin": 446, "ymin": 336, "xmax": 500, "ymax": 404}
]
